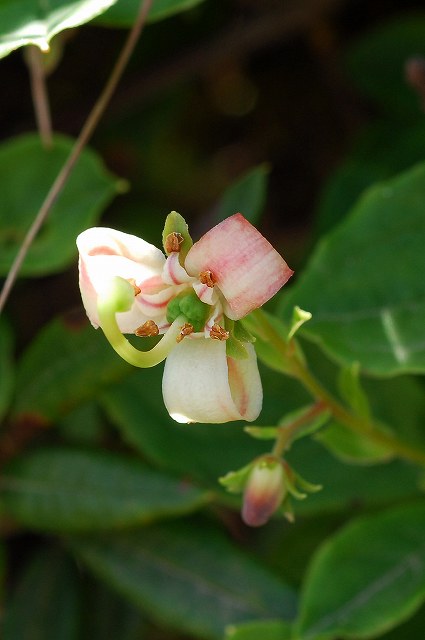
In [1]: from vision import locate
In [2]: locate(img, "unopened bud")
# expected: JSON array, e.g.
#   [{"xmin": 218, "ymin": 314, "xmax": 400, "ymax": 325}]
[{"xmin": 242, "ymin": 456, "xmax": 286, "ymax": 527}]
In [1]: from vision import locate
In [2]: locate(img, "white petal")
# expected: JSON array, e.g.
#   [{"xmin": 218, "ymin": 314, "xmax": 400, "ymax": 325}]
[
  {"xmin": 77, "ymin": 227, "xmax": 166, "ymax": 332},
  {"xmin": 162, "ymin": 339, "xmax": 262, "ymax": 424},
  {"xmin": 162, "ymin": 252, "xmax": 194, "ymax": 285},
  {"xmin": 192, "ymin": 281, "xmax": 218, "ymax": 305},
  {"xmin": 77, "ymin": 227, "xmax": 165, "ymax": 269},
  {"xmin": 137, "ymin": 287, "xmax": 175, "ymax": 318}
]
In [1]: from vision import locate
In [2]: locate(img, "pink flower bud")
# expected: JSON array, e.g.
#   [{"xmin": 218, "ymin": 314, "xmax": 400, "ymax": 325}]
[{"xmin": 242, "ymin": 457, "xmax": 286, "ymax": 527}]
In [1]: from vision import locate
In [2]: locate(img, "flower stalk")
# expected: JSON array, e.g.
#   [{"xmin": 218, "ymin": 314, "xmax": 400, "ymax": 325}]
[
  {"xmin": 97, "ymin": 277, "xmax": 187, "ymax": 368},
  {"xmin": 251, "ymin": 308, "xmax": 425, "ymax": 467}
]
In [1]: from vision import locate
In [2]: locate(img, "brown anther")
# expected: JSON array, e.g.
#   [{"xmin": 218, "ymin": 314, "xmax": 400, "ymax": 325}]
[
  {"xmin": 176, "ymin": 322, "xmax": 194, "ymax": 343},
  {"xmin": 127, "ymin": 278, "xmax": 141, "ymax": 296},
  {"xmin": 199, "ymin": 270, "xmax": 216, "ymax": 288},
  {"xmin": 165, "ymin": 232, "xmax": 184, "ymax": 253},
  {"xmin": 135, "ymin": 320, "xmax": 159, "ymax": 337},
  {"xmin": 210, "ymin": 323, "xmax": 229, "ymax": 341}
]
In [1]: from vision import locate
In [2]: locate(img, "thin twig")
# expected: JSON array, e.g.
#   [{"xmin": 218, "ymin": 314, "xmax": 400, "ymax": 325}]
[
  {"xmin": 0, "ymin": 0, "xmax": 153, "ymax": 315},
  {"xmin": 26, "ymin": 45, "xmax": 53, "ymax": 148}
]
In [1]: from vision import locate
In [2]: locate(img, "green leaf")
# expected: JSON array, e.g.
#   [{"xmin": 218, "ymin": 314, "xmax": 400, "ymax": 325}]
[
  {"xmin": 315, "ymin": 364, "xmax": 393, "ymax": 464},
  {"xmin": 287, "ymin": 437, "xmax": 421, "ymax": 517},
  {"xmin": 0, "ymin": 0, "xmax": 118, "ymax": 58},
  {"xmin": 242, "ymin": 311, "xmax": 292, "ymax": 375},
  {"xmin": 0, "ymin": 448, "xmax": 208, "ymax": 531},
  {"xmin": 0, "ymin": 134, "xmax": 123, "ymax": 277},
  {"xmin": 82, "ymin": 578, "xmax": 147, "ymax": 640},
  {"xmin": 279, "ymin": 163, "xmax": 425, "ymax": 375},
  {"xmin": 71, "ymin": 521, "xmax": 297, "ymax": 639},
  {"xmin": 225, "ymin": 619, "xmax": 292, "ymax": 640},
  {"xmin": 279, "ymin": 404, "xmax": 330, "ymax": 445},
  {"xmin": 315, "ymin": 421, "xmax": 394, "ymax": 465},
  {"xmin": 59, "ymin": 402, "xmax": 107, "ymax": 446},
  {"xmin": 345, "ymin": 13, "xmax": 425, "ymax": 119},
  {"xmin": 337, "ymin": 362, "xmax": 370, "ymax": 419},
  {"xmin": 2, "ymin": 547, "xmax": 80, "ymax": 639},
  {"xmin": 11, "ymin": 315, "xmax": 132, "ymax": 425},
  {"xmin": 296, "ymin": 503, "xmax": 425, "ymax": 639},
  {"xmin": 214, "ymin": 164, "xmax": 270, "ymax": 226},
  {"xmin": 0, "ymin": 318, "xmax": 14, "ymax": 421},
  {"xmin": 244, "ymin": 426, "xmax": 279, "ymax": 441},
  {"xmin": 315, "ymin": 120, "xmax": 425, "ymax": 235},
  {"xmin": 99, "ymin": 0, "xmax": 206, "ymax": 27},
  {"xmin": 379, "ymin": 603, "xmax": 425, "ymax": 640}
]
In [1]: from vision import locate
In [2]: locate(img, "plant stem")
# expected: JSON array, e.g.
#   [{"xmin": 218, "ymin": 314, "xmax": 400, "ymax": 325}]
[
  {"xmin": 27, "ymin": 46, "xmax": 53, "ymax": 149},
  {"xmin": 253, "ymin": 309, "xmax": 425, "ymax": 466},
  {"xmin": 0, "ymin": 0, "xmax": 153, "ymax": 316},
  {"xmin": 272, "ymin": 401, "xmax": 327, "ymax": 458}
]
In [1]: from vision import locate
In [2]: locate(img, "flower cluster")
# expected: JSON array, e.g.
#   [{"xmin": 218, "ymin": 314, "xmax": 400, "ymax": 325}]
[{"xmin": 77, "ymin": 212, "xmax": 293, "ymax": 424}]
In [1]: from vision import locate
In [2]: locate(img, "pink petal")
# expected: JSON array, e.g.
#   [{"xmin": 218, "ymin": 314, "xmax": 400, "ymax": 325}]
[
  {"xmin": 192, "ymin": 281, "xmax": 219, "ymax": 305},
  {"xmin": 184, "ymin": 214, "xmax": 293, "ymax": 320},
  {"xmin": 137, "ymin": 287, "xmax": 175, "ymax": 318},
  {"xmin": 77, "ymin": 227, "xmax": 166, "ymax": 332},
  {"xmin": 162, "ymin": 338, "xmax": 262, "ymax": 423},
  {"xmin": 162, "ymin": 252, "xmax": 194, "ymax": 285}
]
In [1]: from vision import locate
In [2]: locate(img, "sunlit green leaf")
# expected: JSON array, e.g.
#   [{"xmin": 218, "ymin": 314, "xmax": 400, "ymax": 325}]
[
  {"xmin": 296, "ymin": 504, "xmax": 425, "ymax": 639},
  {"xmin": 0, "ymin": 448, "xmax": 209, "ymax": 531},
  {"xmin": 72, "ymin": 521, "xmax": 297, "ymax": 639},
  {"xmin": 0, "ymin": 134, "xmax": 123, "ymax": 277},
  {"xmin": 0, "ymin": 0, "xmax": 118, "ymax": 58},
  {"xmin": 280, "ymin": 164, "xmax": 425, "ymax": 375}
]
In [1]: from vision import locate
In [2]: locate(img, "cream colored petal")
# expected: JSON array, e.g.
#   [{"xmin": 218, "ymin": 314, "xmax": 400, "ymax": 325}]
[
  {"xmin": 162, "ymin": 338, "xmax": 262, "ymax": 424},
  {"xmin": 77, "ymin": 227, "xmax": 166, "ymax": 332}
]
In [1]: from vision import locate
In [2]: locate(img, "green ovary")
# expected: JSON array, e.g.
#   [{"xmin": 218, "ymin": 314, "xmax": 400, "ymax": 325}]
[{"xmin": 167, "ymin": 289, "xmax": 210, "ymax": 332}]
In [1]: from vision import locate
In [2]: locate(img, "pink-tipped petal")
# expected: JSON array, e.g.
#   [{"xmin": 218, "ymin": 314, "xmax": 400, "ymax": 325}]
[
  {"xmin": 77, "ymin": 227, "xmax": 166, "ymax": 331},
  {"xmin": 184, "ymin": 214, "xmax": 293, "ymax": 320},
  {"xmin": 162, "ymin": 338, "xmax": 262, "ymax": 424}
]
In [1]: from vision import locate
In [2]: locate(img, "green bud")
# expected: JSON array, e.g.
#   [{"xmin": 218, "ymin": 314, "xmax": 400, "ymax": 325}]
[{"xmin": 166, "ymin": 289, "xmax": 210, "ymax": 333}]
